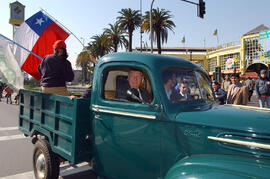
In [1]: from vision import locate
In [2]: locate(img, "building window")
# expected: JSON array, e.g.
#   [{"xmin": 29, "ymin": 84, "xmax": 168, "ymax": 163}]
[
  {"xmin": 244, "ymin": 37, "xmax": 261, "ymax": 67},
  {"xmin": 208, "ymin": 58, "xmax": 217, "ymax": 72},
  {"xmin": 220, "ymin": 53, "xmax": 240, "ymax": 71}
]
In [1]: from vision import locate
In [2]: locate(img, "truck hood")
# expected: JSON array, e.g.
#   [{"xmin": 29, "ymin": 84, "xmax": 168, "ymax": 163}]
[{"xmin": 176, "ymin": 104, "xmax": 270, "ymax": 134}]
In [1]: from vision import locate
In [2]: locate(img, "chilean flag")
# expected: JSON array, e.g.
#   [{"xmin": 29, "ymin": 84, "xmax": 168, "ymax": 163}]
[{"xmin": 14, "ymin": 11, "xmax": 69, "ymax": 80}]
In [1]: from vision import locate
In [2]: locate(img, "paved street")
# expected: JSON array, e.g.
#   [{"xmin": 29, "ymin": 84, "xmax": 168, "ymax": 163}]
[
  {"xmin": 0, "ymin": 100, "xmax": 96, "ymax": 179},
  {"xmin": 247, "ymin": 92, "xmax": 260, "ymax": 107}
]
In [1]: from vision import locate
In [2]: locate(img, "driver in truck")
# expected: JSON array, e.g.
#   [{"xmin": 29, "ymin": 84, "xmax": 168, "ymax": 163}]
[{"xmin": 115, "ymin": 69, "xmax": 150, "ymax": 103}]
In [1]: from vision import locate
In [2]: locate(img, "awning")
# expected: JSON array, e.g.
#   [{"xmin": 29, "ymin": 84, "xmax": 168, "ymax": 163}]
[{"xmin": 241, "ymin": 72, "xmax": 258, "ymax": 79}]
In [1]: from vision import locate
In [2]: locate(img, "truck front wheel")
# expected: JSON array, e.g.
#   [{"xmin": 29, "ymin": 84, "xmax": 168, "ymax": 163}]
[{"xmin": 33, "ymin": 139, "xmax": 60, "ymax": 179}]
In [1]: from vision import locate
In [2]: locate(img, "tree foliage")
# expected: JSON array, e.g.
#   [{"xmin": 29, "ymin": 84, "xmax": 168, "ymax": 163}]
[
  {"xmin": 104, "ymin": 22, "xmax": 128, "ymax": 52},
  {"xmin": 117, "ymin": 8, "xmax": 141, "ymax": 52},
  {"xmin": 76, "ymin": 51, "xmax": 92, "ymax": 84},
  {"xmin": 142, "ymin": 8, "xmax": 175, "ymax": 54},
  {"xmin": 87, "ymin": 33, "xmax": 112, "ymax": 59}
]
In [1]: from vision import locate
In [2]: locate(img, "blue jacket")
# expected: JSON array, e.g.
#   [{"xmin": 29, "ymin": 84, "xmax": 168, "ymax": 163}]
[
  {"xmin": 38, "ymin": 54, "xmax": 74, "ymax": 87},
  {"xmin": 255, "ymin": 77, "xmax": 270, "ymax": 97}
]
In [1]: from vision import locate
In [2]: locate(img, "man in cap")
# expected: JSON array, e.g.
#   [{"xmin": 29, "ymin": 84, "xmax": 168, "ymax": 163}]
[
  {"xmin": 38, "ymin": 40, "xmax": 74, "ymax": 96},
  {"xmin": 255, "ymin": 69, "xmax": 270, "ymax": 108}
]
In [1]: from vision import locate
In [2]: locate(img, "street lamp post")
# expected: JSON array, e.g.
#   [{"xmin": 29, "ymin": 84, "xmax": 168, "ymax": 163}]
[
  {"xmin": 140, "ymin": 0, "xmax": 142, "ymax": 52},
  {"xmin": 80, "ymin": 37, "xmax": 85, "ymax": 50},
  {"xmin": 150, "ymin": 0, "xmax": 155, "ymax": 53},
  {"xmin": 80, "ymin": 37, "xmax": 86, "ymax": 85}
]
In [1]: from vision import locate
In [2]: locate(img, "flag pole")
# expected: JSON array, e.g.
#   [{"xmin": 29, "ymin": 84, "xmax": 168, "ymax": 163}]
[
  {"xmin": 0, "ymin": 33, "xmax": 43, "ymax": 61},
  {"xmin": 40, "ymin": 8, "xmax": 84, "ymax": 48}
]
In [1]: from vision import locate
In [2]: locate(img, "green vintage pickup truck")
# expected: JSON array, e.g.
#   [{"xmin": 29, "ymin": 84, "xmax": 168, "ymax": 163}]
[{"xmin": 19, "ymin": 53, "xmax": 270, "ymax": 179}]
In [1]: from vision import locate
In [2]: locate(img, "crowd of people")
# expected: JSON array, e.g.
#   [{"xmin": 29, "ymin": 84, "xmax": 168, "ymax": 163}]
[{"xmin": 212, "ymin": 69, "xmax": 270, "ymax": 108}]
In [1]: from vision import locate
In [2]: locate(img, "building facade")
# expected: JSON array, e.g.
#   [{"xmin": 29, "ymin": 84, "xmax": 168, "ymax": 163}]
[{"xmin": 135, "ymin": 24, "xmax": 270, "ymax": 77}]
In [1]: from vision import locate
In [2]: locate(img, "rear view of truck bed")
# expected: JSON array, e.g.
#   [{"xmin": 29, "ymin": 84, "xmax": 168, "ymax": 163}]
[{"xmin": 18, "ymin": 89, "xmax": 93, "ymax": 164}]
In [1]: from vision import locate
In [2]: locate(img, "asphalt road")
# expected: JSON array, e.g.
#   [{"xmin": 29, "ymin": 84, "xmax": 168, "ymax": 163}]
[{"xmin": 0, "ymin": 99, "xmax": 96, "ymax": 179}]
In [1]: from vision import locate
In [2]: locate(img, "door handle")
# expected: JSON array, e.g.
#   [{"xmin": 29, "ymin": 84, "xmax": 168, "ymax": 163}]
[
  {"xmin": 94, "ymin": 114, "xmax": 112, "ymax": 132},
  {"xmin": 94, "ymin": 115, "xmax": 103, "ymax": 121}
]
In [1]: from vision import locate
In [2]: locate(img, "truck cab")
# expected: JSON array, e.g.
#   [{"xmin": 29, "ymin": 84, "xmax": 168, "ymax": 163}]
[
  {"xmin": 91, "ymin": 53, "xmax": 270, "ymax": 179},
  {"xmin": 19, "ymin": 52, "xmax": 270, "ymax": 179}
]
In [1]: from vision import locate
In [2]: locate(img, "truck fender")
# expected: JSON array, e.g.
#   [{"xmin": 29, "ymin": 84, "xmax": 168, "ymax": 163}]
[
  {"xmin": 29, "ymin": 127, "xmax": 53, "ymax": 146},
  {"xmin": 164, "ymin": 154, "xmax": 270, "ymax": 179}
]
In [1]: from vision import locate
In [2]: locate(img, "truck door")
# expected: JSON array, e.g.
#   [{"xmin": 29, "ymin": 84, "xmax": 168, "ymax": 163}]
[{"xmin": 91, "ymin": 64, "xmax": 161, "ymax": 179}]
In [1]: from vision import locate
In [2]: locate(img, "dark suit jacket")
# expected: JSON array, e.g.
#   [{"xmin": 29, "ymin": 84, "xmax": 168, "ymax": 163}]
[
  {"xmin": 115, "ymin": 84, "xmax": 150, "ymax": 103},
  {"xmin": 170, "ymin": 89, "xmax": 192, "ymax": 103}
]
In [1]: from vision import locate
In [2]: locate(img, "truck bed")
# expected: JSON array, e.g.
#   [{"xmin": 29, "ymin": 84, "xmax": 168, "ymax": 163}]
[{"xmin": 18, "ymin": 89, "xmax": 92, "ymax": 164}]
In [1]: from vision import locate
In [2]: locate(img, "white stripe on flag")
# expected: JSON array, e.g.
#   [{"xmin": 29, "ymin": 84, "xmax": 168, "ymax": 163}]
[{"xmin": 14, "ymin": 22, "xmax": 39, "ymax": 67}]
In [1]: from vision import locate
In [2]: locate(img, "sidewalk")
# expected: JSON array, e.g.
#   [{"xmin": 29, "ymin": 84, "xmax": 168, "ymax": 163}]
[{"xmin": 247, "ymin": 92, "xmax": 259, "ymax": 107}]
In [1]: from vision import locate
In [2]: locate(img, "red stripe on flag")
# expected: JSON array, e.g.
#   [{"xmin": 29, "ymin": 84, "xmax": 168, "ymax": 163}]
[{"xmin": 21, "ymin": 22, "xmax": 69, "ymax": 80}]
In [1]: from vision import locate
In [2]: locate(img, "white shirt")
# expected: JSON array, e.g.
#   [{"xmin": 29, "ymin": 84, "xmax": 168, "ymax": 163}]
[
  {"xmin": 137, "ymin": 89, "xmax": 143, "ymax": 100},
  {"xmin": 180, "ymin": 91, "xmax": 187, "ymax": 99}
]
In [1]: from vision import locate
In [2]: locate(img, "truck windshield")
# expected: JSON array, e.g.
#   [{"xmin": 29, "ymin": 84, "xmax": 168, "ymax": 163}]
[{"xmin": 162, "ymin": 68, "xmax": 214, "ymax": 103}]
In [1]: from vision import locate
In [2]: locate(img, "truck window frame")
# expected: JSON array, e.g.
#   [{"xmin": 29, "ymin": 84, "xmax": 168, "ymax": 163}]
[
  {"xmin": 161, "ymin": 67, "xmax": 214, "ymax": 104},
  {"xmin": 101, "ymin": 66, "xmax": 154, "ymax": 104}
]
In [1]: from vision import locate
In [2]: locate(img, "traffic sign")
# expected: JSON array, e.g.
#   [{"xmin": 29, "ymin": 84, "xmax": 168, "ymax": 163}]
[{"xmin": 259, "ymin": 30, "xmax": 270, "ymax": 39}]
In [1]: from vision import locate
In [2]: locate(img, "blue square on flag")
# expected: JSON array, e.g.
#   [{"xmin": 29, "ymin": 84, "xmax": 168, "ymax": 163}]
[{"xmin": 25, "ymin": 11, "xmax": 53, "ymax": 36}]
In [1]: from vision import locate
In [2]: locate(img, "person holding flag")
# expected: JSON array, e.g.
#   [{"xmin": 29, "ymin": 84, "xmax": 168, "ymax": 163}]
[
  {"xmin": 11, "ymin": 10, "xmax": 74, "ymax": 96},
  {"xmin": 1, "ymin": 10, "xmax": 78, "ymax": 97},
  {"xmin": 14, "ymin": 11, "xmax": 70, "ymax": 80},
  {"xmin": 38, "ymin": 40, "xmax": 74, "ymax": 96}
]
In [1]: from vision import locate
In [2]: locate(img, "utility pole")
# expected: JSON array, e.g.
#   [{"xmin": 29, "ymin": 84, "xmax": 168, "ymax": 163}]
[{"xmin": 150, "ymin": 0, "xmax": 155, "ymax": 53}]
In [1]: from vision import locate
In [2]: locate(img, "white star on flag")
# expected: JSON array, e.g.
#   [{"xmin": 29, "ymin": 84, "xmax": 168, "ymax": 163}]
[{"xmin": 35, "ymin": 18, "xmax": 44, "ymax": 26}]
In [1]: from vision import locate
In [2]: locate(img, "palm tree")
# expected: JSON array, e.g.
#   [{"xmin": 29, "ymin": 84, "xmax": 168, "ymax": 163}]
[
  {"xmin": 104, "ymin": 22, "xmax": 128, "ymax": 52},
  {"xmin": 76, "ymin": 51, "xmax": 92, "ymax": 84},
  {"xmin": 142, "ymin": 8, "xmax": 175, "ymax": 54},
  {"xmin": 117, "ymin": 8, "xmax": 141, "ymax": 52},
  {"xmin": 87, "ymin": 33, "xmax": 112, "ymax": 59}
]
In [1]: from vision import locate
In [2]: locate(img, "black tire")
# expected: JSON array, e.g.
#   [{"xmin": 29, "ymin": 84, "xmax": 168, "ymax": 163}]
[{"xmin": 33, "ymin": 139, "xmax": 60, "ymax": 179}]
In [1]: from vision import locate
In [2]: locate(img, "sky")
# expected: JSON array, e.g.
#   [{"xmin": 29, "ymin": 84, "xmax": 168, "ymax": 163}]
[{"xmin": 1, "ymin": 0, "xmax": 270, "ymax": 69}]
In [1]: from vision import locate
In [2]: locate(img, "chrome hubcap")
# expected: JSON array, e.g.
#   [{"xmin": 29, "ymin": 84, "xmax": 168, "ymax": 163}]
[{"xmin": 36, "ymin": 153, "xmax": 45, "ymax": 179}]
